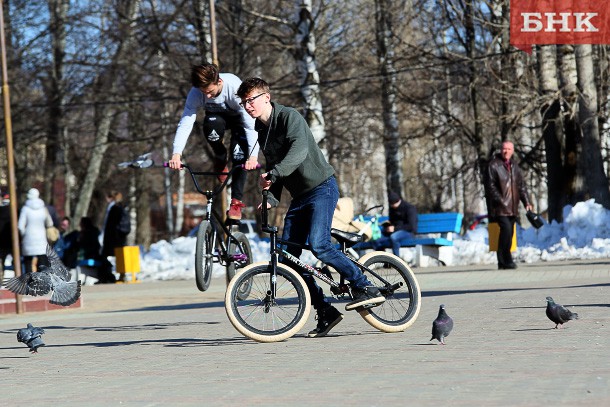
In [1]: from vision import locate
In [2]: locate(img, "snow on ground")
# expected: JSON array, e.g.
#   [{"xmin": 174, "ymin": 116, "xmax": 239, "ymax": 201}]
[{"xmin": 135, "ymin": 199, "xmax": 610, "ymax": 282}]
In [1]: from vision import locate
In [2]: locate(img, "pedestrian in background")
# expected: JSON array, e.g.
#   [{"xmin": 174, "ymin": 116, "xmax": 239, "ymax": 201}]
[
  {"xmin": 486, "ymin": 141, "xmax": 533, "ymax": 270},
  {"xmin": 0, "ymin": 192, "xmax": 12, "ymax": 283},
  {"xmin": 98, "ymin": 191, "xmax": 126, "ymax": 283},
  {"xmin": 372, "ymin": 191, "xmax": 418, "ymax": 257},
  {"xmin": 17, "ymin": 188, "xmax": 51, "ymax": 274}
]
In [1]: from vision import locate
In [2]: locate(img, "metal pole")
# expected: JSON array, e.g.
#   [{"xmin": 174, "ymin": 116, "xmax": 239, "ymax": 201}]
[{"xmin": 0, "ymin": 1, "xmax": 23, "ymax": 313}]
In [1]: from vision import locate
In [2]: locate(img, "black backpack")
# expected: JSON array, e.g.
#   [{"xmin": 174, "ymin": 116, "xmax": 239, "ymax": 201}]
[{"xmin": 117, "ymin": 206, "xmax": 131, "ymax": 235}]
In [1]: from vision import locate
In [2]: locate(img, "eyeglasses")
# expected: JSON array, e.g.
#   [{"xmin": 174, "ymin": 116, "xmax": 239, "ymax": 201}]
[{"xmin": 239, "ymin": 92, "xmax": 266, "ymax": 107}]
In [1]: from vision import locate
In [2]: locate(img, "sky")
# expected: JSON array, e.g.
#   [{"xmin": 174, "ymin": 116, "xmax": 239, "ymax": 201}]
[
  {"xmin": 131, "ymin": 199, "xmax": 610, "ymax": 283},
  {"xmin": 5, "ymin": 199, "xmax": 605, "ymax": 284}
]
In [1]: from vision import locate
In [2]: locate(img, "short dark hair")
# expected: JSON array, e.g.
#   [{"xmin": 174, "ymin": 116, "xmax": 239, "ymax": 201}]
[
  {"xmin": 191, "ymin": 63, "xmax": 220, "ymax": 89},
  {"xmin": 236, "ymin": 77, "xmax": 270, "ymax": 99}
]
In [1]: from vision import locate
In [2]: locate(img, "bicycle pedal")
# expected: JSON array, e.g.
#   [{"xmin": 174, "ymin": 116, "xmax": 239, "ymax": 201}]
[{"xmin": 355, "ymin": 302, "xmax": 383, "ymax": 311}]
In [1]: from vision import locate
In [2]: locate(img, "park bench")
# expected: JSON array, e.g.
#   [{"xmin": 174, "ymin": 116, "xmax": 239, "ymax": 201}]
[{"xmin": 356, "ymin": 212, "xmax": 464, "ymax": 266}]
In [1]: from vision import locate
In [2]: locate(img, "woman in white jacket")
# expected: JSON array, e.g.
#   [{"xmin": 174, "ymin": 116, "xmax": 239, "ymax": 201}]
[{"xmin": 18, "ymin": 188, "xmax": 51, "ymax": 273}]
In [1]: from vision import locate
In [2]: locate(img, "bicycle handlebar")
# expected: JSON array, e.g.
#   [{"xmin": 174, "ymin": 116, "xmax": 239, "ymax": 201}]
[
  {"xmin": 163, "ymin": 162, "xmax": 261, "ymax": 171},
  {"xmin": 163, "ymin": 162, "xmax": 262, "ymax": 197}
]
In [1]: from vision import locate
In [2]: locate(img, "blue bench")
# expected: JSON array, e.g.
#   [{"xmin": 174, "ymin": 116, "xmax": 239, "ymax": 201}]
[{"xmin": 357, "ymin": 212, "xmax": 464, "ymax": 266}]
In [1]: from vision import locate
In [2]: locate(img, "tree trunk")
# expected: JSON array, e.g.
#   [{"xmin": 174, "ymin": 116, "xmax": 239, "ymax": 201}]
[
  {"xmin": 537, "ymin": 45, "xmax": 564, "ymax": 222},
  {"xmin": 558, "ymin": 45, "xmax": 580, "ymax": 206},
  {"xmin": 295, "ymin": 1, "xmax": 326, "ymax": 152},
  {"xmin": 72, "ymin": 0, "xmax": 142, "ymax": 224},
  {"xmin": 575, "ymin": 44, "xmax": 610, "ymax": 207},
  {"xmin": 44, "ymin": 0, "xmax": 69, "ymax": 209},
  {"xmin": 193, "ymin": 0, "xmax": 213, "ymax": 62},
  {"xmin": 374, "ymin": 0, "xmax": 403, "ymax": 195}
]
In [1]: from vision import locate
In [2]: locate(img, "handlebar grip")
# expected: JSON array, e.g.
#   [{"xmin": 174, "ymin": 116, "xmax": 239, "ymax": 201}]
[
  {"xmin": 164, "ymin": 161, "xmax": 184, "ymax": 169},
  {"xmin": 239, "ymin": 163, "xmax": 263, "ymax": 170}
]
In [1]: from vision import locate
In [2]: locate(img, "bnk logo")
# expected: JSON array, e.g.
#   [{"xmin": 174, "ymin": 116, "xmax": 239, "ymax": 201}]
[{"xmin": 510, "ymin": 0, "xmax": 610, "ymax": 53}]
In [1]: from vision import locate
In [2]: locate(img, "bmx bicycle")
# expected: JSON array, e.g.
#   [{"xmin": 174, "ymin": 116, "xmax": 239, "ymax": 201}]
[
  {"xmin": 165, "ymin": 162, "xmax": 257, "ymax": 298},
  {"xmin": 224, "ymin": 190, "xmax": 422, "ymax": 342}
]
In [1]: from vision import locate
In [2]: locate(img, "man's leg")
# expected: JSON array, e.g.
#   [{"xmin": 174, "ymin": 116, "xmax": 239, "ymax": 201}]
[
  {"xmin": 497, "ymin": 216, "xmax": 516, "ymax": 268},
  {"xmin": 306, "ymin": 177, "xmax": 384, "ymax": 311},
  {"xmin": 202, "ymin": 114, "xmax": 229, "ymax": 180},
  {"xmin": 389, "ymin": 230, "xmax": 412, "ymax": 257},
  {"xmin": 281, "ymin": 200, "xmax": 328, "ymax": 311},
  {"xmin": 227, "ymin": 125, "xmax": 249, "ymax": 219}
]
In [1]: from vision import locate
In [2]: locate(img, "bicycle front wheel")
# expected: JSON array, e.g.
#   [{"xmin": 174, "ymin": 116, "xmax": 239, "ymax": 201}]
[
  {"xmin": 225, "ymin": 262, "xmax": 311, "ymax": 343},
  {"xmin": 195, "ymin": 221, "xmax": 214, "ymax": 292},
  {"xmin": 357, "ymin": 251, "xmax": 421, "ymax": 333},
  {"xmin": 226, "ymin": 231, "xmax": 253, "ymax": 300}
]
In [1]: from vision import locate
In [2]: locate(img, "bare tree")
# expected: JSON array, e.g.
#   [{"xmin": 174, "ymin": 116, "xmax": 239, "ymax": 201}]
[
  {"xmin": 374, "ymin": 0, "xmax": 403, "ymax": 195},
  {"xmin": 575, "ymin": 44, "xmax": 610, "ymax": 207}
]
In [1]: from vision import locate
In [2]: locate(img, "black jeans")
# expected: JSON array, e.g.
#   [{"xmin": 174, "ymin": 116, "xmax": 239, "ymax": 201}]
[
  {"xmin": 496, "ymin": 215, "xmax": 516, "ymax": 267},
  {"xmin": 202, "ymin": 113, "xmax": 249, "ymax": 201}
]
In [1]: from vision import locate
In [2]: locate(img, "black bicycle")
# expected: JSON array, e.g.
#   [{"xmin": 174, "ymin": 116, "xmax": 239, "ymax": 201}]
[
  {"xmin": 165, "ymin": 162, "xmax": 257, "ymax": 298},
  {"xmin": 224, "ymin": 190, "xmax": 421, "ymax": 342}
]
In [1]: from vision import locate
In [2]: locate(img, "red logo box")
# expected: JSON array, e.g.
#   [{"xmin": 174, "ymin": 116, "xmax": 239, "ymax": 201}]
[{"xmin": 510, "ymin": 0, "xmax": 610, "ymax": 53}]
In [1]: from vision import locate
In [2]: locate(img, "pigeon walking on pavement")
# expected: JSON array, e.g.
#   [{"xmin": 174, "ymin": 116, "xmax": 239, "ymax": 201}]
[
  {"xmin": 17, "ymin": 323, "xmax": 45, "ymax": 353},
  {"xmin": 5, "ymin": 245, "xmax": 81, "ymax": 306},
  {"xmin": 546, "ymin": 296, "xmax": 579, "ymax": 329},
  {"xmin": 431, "ymin": 304, "xmax": 453, "ymax": 345}
]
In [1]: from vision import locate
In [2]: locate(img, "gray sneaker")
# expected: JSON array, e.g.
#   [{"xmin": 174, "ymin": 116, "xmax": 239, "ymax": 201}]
[
  {"xmin": 308, "ymin": 306, "xmax": 343, "ymax": 337},
  {"xmin": 345, "ymin": 286, "xmax": 386, "ymax": 311}
]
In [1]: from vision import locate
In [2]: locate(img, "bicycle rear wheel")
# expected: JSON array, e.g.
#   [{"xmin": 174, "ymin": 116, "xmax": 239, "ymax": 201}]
[
  {"xmin": 226, "ymin": 231, "xmax": 253, "ymax": 300},
  {"xmin": 356, "ymin": 251, "xmax": 421, "ymax": 333},
  {"xmin": 195, "ymin": 221, "xmax": 214, "ymax": 292},
  {"xmin": 225, "ymin": 262, "xmax": 311, "ymax": 343}
]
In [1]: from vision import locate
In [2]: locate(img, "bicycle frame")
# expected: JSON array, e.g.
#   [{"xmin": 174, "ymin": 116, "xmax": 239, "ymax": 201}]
[
  {"xmin": 176, "ymin": 163, "xmax": 250, "ymax": 265},
  {"xmin": 261, "ymin": 191, "xmax": 398, "ymax": 300}
]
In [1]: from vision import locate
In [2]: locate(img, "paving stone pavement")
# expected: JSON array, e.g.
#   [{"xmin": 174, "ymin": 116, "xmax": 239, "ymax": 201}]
[{"xmin": 1, "ymin": 259, "xmax": 609, "ymax": 406}]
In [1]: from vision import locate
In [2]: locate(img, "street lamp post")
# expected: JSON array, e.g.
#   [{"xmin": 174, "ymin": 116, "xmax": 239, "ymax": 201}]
[{"xmin": 0, "ymin": 1, "xmax": 23, "ymax": 313}]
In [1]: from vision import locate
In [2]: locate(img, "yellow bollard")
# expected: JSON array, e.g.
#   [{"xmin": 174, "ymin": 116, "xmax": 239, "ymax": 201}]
[
  {"xmin": 114, "ymin": 246, "xmax": 141, "ymax": 283},
  {"xmin": 488, "ymin": 223, "xmax": 517, "ymax": 252}
]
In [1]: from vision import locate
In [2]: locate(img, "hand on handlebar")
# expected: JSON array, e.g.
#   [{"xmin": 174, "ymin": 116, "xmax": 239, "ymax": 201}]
[
  {"xmin": 243, "ymin": 157, "xmax": 259, "ymax": 171},
  {"xmin": 260, "ymin": 173, "xmax": 273, "ymax": 190},
  {"xmin": 168, "ymin": 153, "xmax": 183, "ymax": 170}
]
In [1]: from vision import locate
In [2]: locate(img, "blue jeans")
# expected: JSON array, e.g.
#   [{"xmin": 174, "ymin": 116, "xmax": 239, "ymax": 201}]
[
  {"xmin": 373, "ymin": 230, "xmax": 413, "ymax": 257},
  {"xmin": 281, "ymin": 177, "xmax": 370, "ymax": 310}
]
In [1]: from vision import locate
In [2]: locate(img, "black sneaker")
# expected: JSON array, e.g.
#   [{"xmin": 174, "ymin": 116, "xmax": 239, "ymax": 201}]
[
  {"xmin": 345, "ymin": 286, "xmax": 386, "ymax": 311},
  {"xmin": 307, "ymin": 306, "xmax": 343, "ymax": 338}
]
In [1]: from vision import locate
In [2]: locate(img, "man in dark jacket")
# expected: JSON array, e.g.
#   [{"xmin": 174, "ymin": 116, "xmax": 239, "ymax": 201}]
[
  {"xmin": 236, "ymin": 77, "xmax": 385, "ymax": 338},
  {"xmin": 486, "ymin": 141, "xmax": 533, "ymax": 269},
  {"xmin": 98, "ymin": 191, "xmax": 127, "ymax": 283},
  {"xmin": 372, "ymin": 191, "xmax": 417, "ymax": 257}
]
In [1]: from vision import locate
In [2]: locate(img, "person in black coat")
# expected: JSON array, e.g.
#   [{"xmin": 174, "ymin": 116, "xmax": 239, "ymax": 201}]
[
  {"xmin": 372, "ymin": 191, "xmax": 418, "ymax": 257},
  {"xmin": 98, "ymin": 191, "xmax": 128, "ymax": 284},
  {"xmin": 0, "ymin": 193, "xmax": 12, "ymax": 282}
]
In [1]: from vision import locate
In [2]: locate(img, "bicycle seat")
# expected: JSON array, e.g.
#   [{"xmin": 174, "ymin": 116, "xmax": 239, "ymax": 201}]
[{"xmin": 330, "ymin": 228, "xmax": 364, "ymax": 247}]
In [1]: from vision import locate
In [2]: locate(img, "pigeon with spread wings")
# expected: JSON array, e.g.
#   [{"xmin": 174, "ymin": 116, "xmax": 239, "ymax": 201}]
[{"xmin": 5, "ymin": 245, "xmax": 81, "ymax": 306}]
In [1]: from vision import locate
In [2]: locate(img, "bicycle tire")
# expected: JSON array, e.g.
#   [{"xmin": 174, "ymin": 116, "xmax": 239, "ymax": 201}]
[
  {"xmin": 225, "ymin": 262, "xmax": 311, "ymax": 343},
  {"xmin": 226, "ymin": 231, "xmax": 253, "ymax": 300},
  {"xmin": 194, "ymin": 221, "xmax": 214, "ymax": 292},
  {"xmin": 356, "ymin": 251, "xmax": 421, "ymax": 333}
]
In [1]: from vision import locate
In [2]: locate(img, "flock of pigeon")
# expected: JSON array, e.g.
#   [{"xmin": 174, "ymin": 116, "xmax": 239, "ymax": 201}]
[
  {"xmin": 430, "ymin": 296, "xmax": 580, "ymax": 345},
  {"xmin": 2, "ymin": 244, "xmax": 580, "ymax": 351}
]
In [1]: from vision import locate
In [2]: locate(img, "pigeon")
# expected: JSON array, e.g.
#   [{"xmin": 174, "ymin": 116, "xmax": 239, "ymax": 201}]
[
  {"xmin": 430, "ymin": 304, "xmax": 453, "ymax": 345},
  {"xmin": 17, "ymin": 323, "xmax": 45, "ymax": 353},
  {"xmin": 546, "ymin": 296, "xmax": 579, "ymax": 329},
  {"xmin": 118, "ymin": 152, "xmax": 154, "ymax": 169},
  {"xmin": 5, "ymin": 244, "xmax": 81, "ymax": 306}
]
